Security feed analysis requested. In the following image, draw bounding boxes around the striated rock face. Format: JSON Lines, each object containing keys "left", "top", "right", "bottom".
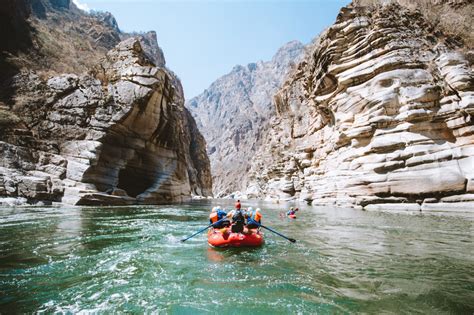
{"left": 186, "top": 41, "right": 305, "bottom": 196}
{"left": 0, "top": 3, "right": 212, "bottom": 205}
{"left": 245, "top": 2, "right": 474, "bottom": 212}
{"left": 0, "top": 38, "right": 211, "bottom": 205}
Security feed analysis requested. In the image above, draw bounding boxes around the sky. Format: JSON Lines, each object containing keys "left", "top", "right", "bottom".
{"left": 75, "top": 0, "right": 350, "bottom": 99}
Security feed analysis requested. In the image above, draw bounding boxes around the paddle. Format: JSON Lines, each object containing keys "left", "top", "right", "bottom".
{"left": 249, "top": 219, "right": 296, "bottom": 243}
{"left": 181, "top": 217, "right": 227, "bottom": 242}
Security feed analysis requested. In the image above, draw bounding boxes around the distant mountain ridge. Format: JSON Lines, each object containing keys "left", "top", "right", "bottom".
{"left": 186, "top": 40, "right": 305, "bottom": 197}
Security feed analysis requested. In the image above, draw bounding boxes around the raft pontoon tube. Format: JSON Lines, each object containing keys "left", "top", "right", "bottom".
{"left": 208, "top": 227, "right": 264, "bottom": 248}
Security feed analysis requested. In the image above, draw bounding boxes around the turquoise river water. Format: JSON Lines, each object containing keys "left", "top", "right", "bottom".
{"left": 0, "top": 201, "right": 473, "bottom": 314}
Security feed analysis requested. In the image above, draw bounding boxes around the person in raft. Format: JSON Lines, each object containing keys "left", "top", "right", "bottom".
{"left": 287, "top": 207, "right": 296, "bottom": 216}
{"left": 245, "top": 207, "right": 262, "bottom": 229}
{"left": 209, "top": 206, "right": 230, "bottom": 228}
{"left": 227, "top": 200, "right": 246, "bottom": 233}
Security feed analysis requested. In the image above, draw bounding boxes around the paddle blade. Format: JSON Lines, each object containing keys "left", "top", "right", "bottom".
{"left": 289, "top": 238, "right": 296, "bottom": 243}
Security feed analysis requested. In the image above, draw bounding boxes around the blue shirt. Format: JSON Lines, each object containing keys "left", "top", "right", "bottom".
{"left": 217, "top": 210, "right": 227, "bottom": 220}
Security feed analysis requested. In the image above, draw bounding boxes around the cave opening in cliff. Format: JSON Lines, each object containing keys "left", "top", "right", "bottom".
{"left": 117, "top": 161, "right": 155, "bottom": 198}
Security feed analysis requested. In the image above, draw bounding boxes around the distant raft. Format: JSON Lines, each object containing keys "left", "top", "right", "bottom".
{"left": 288, "top": 214, "right": 297, "bottom": 219}
{"left": 207, "top": 227, "right": 264, "bottom": 248}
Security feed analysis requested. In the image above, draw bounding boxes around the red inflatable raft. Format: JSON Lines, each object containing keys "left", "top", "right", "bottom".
{"left": 288, "top": 214, "right": 297, "bottom": 219}
{"left": 208, "top": 227, "right": 264, "bottom": 248}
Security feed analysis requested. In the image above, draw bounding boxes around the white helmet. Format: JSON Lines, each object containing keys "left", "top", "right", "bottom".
{"left": 211, "top": 206, "right": 217, "bottom": 213}
{"left": 247, "top": 207, "right": 253, "bottom": 212}
{"left": 256, "top": 208, "right": 261, "bottom": 212}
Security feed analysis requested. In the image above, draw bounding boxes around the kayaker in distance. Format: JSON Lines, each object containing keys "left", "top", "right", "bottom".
{"left": 287, "top": 207, "right": 296, "bottom": 216}
{"left": 209, "top": 206, "right": 230, "bottom": 228}
{"left": 286, "top": 207, "right": 298, "bottom": 219}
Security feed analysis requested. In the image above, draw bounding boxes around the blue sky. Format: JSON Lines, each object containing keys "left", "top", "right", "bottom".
{"left": 76, "top": 0, "right": 350, "bottom": 99}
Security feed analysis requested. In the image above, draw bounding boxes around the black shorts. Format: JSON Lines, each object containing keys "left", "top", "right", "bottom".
{"left": 231, "top": 223, "right": 244, "bottom": 233}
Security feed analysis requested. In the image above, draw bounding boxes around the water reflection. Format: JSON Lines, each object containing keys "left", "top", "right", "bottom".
{"left": 50, "top": 207, "right": 84, "bottom": 256}
{"left": 206, "top": 248, "right": 225, "bottom": 263}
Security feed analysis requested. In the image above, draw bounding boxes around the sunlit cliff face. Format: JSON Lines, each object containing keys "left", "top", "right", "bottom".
{"left": 246, "top": 4, "right": 474, "bottom": 209}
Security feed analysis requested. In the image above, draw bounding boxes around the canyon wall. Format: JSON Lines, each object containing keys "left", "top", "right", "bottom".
{"left": 245, "top": 2, "right": 474, "bottom": 212}
{"left": 186, "top": 41, "right": 305, "bottom": 197}
{"left": 0, "top": 0, "right": 212, "bottom": 205}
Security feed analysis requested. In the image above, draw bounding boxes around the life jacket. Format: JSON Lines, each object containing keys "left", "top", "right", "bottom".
{"left": 209, "top": 212, "right": 218, "bottom": 223}
{"left": 287, "top": 210, "right": 295, "bottom": 216}
{"left": 248, "top": 210, "right": 262, "bottom": 223}
{"left": 235, "top": 201, "right": 241, "bottom": 209}
{"left": 232, "top": 209, "right": 245, "bottom": 225}
{"left": 210, "top": 210, "right": 227, "bottom": 223}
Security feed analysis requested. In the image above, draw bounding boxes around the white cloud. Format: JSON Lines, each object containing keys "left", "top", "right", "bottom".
{"left": 72, "top": 0, "right": 90, "bottom": 12}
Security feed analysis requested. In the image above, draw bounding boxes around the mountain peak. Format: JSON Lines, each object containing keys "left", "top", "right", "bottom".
{"left": 272, "top": 40, "right": 305, "bottom": 64}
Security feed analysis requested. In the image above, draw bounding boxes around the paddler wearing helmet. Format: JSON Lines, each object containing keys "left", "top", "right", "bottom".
{"left": 227, "top": 200, "right": 245, "bottom": 233}
{"left": 209, "top": 206, "right": 230, "bottom": 228}
{"left": 246, "top": 207, "right": 262, "bottom": 229}
{"left": 287, "top": 207, "right": 296, "bottom": 216}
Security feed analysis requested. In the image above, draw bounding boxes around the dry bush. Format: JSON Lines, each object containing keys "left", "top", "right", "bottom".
{"left": 353, "top": 0, "right": 474, "bottom": 48}
{"left": 0, "top": 108, "right": 21, "bottom": 127}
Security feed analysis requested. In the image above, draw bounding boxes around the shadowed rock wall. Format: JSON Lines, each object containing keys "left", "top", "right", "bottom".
{"left": 0, "top": 3, "right": 212, "bottom": 205}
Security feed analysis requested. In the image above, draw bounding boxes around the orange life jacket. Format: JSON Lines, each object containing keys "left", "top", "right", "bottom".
{"left": 210, "top": 212, "right": 218, "bottom": 223}
{"left": 249, "top": 210, "right": 262, "bottom": 223}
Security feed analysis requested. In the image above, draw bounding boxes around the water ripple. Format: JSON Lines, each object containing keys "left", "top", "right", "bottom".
{"left": 0, "top": 202, "right": 473, "bottom": 313}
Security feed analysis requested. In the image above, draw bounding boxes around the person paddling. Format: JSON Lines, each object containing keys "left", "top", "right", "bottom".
{"left": 246, "top": 207, "right": 262, "bottom": 230}
{"left": 227, "top": 200, "right": 245, "bottom": 233}
{"left": 287, "top": 207, "right": 296, "bottom": 216}
{"left": 209, "top": 206, "right": 230, "bottom": 228}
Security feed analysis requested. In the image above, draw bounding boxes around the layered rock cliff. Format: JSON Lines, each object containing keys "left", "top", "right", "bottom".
{"left": 186, "top": 41, "right": 305, "bottom": 196}
{"left": 0, "top": 0, "right": 212, "bottom": 205}
{"left": 245, "top": 2, "right": 474, "bottom": 212}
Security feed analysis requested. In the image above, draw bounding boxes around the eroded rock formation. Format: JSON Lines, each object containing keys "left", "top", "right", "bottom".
{"left": 245, "top": 2, "right": 474, "bottom": 212}
{"left": 187, "top": 41, "right": 305, "bottom": 197}
{"left": 0, "top": 1, "right": 211, "bottom": 205}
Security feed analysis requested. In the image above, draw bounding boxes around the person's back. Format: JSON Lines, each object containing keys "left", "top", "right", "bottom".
{"left": 231, "top": 208, "right": 245, "bottom": 233}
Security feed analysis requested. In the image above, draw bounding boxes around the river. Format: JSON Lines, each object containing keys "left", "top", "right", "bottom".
{"left": 0, "top": 201, "right": 473, "bottom": 313}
